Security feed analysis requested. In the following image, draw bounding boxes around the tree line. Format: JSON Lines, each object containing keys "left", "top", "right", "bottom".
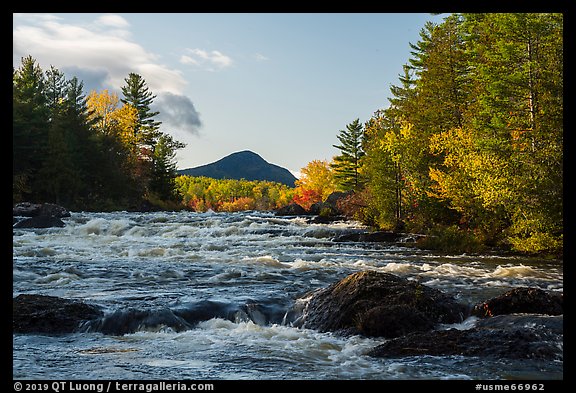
{"left": 13, "top": 56, "right": 184, "bottom": 210}
{"left": 296, "top": 13, "right": 562, "bottom": 255}
{"left": 13, "top": 13, "right": 563, "bottom": 255}
{"left": 175, "top": 176, "right": 294, "bottom": 212}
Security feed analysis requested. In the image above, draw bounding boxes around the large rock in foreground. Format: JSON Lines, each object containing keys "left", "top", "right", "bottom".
{"left": 294, "top": 271, "right": 467, "bottom": 338}
{"left": 13, "top": 294, "right": 103, "bottom": 334}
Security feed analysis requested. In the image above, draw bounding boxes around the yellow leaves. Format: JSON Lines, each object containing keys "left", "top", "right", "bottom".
{"left": 295, "top": 159, "right": 336, "bottom": 201}
{"left": 86, "top": 89, "right": 140, "bottom": 156}
{"left": 427, "top": 127, "right": 514, "bottom": 212}
{"left": 379, "top": 121, "right": 416, "bottom": 164}
{"left": 87, "top": 89, "right": 138, "bottom": 140}
{"left": 113, "top": 104, "right": 139, "bottom": 145}
{"left": 86, "top": 89, "right": 119, "bottom": 132}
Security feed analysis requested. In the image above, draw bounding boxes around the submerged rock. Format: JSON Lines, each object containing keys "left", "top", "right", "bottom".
{"left": 368, "top": 314, "right": 563, "bottom": 360}
{"left": 13, "top": 294, "right": 103, "bottom": 334}
{"left": 85, "top": 308, "right": 192, "bottom": 335}
{"left": 293, "top": 271, "right": 467, "bottom": 338}
{"left": 471, "top": 287, "right": 563, "bottom": 318}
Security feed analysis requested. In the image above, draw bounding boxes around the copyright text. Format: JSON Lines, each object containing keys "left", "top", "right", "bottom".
{"left": 13, "top": 382, "right": 215, "bottom": 393}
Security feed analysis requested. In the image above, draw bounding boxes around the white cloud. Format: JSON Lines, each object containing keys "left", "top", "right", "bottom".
{"left": 254, "top": 53, "right": 269, "bottom": 61}
{"left": 13, "top": 13, "right": 185, "bottom": 94}
{"left": 179, "top": 54, "right": 199, "bottom": 66}
{"left": 13, "top": 13, "right": 202, "bottom": 139}
{"left": 95, "top": 14, "right": 130, "bottom": 29}
{"left": 180, "top": 48, "right": 233, "bottom": 71}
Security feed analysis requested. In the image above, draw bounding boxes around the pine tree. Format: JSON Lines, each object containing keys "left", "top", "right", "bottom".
{"left": 331, "top": 119, "right": 365, "bottom": 191}
{"left": 120, "top": 73, "right": 162, "bottom": 152}
{"left": 13, "top": 56, "right": 49, "bottom": 202}
{"left": 120, "top": 73, "right": 185, "bottom": 201}
{"left": 37, "top": 73, "right": 94, "bottom": 206}
{"left": 149, "top": 134, "right": 185, "bottom": 201}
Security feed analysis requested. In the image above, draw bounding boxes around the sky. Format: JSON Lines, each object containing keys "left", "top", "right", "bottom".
{"left": 13, "top": 12, "right": 447, "bottom": 177}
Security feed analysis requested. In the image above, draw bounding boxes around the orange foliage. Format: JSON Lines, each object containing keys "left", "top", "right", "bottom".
{"left": 292, "top": 187, "right": 322, "bottom": 211}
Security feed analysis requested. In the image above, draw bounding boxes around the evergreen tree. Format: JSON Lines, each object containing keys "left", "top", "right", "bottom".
{"left": 13, "top": 56, "right": 49, "bottom": 202}
{"left": 331, "top": 118, "right": 365, "bottom": 191}
{"left": 358, "top": 13, "right": 562, "bottom": 254}
{"left": 120, "top": 73, "right": 185, "bottom": 201}
{"left": 120, "top": 72, "right": 162, "bottom": 151}
{"left": 44, "top": 66, "right": 67, "bottom": 114}
{"left": 148, "top": 134, "right": 185, "bottom": 201}
{"left": 37, "top": 73, "right": 94, "bottom": 207}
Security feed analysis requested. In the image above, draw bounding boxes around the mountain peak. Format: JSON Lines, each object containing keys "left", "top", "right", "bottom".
{"left": 178, "top": 151, "right": 297, "bottom": 187}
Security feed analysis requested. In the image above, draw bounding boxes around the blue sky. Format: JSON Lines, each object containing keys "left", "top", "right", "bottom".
{"left": 13, "top": 13, "right": 446, "bottom": 176}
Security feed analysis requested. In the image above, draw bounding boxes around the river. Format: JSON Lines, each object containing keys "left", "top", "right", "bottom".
{"left": 12, "top": 210, "right": 563, "bottom": 380}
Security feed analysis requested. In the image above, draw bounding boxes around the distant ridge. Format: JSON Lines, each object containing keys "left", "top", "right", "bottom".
{"left": 177, "top": 150, "right": 297, "bottom": 187}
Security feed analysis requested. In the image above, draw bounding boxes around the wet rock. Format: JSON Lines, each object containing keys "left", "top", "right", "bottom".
{"left": 368, "top": 314, "right": 563, "bottom": 360}
{"left": 294, "top": 271, "right": 467, "bottom": 338}
{"left": 85, "top": 308, "right": 192, "bottom": 335}
{"left": 13, "top": 202, "right": 70, "bottom": 228}
{"left": 333, "top": 231, "right": 404, "bottom": 243}
{"left": 13, "top": 215, "right": 66, "bottom": 228}
{"left": 275, "top": 203, "right": 308, "bottom": 216}
{"left": 13, "top": 202, "right": 70, "bottom": 218}
{"left": 13, "top": 294, "right": 103, "bottom": 334}
{"left": 307, "top": 215, "right": 348, "bottom": 224}
{"left": 471, "top": 287, "right": 563, "bottom": 318}
{"left": 333, "top": 230, "right": 427, "bottom": 243}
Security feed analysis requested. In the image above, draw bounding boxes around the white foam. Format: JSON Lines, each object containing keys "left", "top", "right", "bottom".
{"left": 491, "top": 264, "right": 551, "bottom": 279}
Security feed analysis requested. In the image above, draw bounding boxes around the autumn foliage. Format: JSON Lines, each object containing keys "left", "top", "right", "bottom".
{"left": 292, "top": 160, "right": 336, "bottom": 210}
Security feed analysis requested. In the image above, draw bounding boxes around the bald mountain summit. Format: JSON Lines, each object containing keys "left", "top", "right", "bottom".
{"left": 178, "top": 151, "right": 298, "bottom": 187}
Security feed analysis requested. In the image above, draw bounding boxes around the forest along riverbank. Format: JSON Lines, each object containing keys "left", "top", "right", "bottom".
{"left": 13, "top": 210, "right": 563, "bottom": 379}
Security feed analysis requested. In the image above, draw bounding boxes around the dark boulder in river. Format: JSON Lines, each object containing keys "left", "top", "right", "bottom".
{"left": 13, "top": 202, "right": 70, "bottom": 228}
{"left": 333, "top": 230, "right": 427, "bottom": 243}
{"left": 293, "top": 271, "right": 467, "bottom": 338}
{"left": 13, "top": 294, "right": 103, "bottom": 334}
{"left": 13, "top": 202, "right": 70, "bottom": 218}
{"left": 368, "top": 314, "right": 563, "bottom": 360}
{"left": 275, "top": 203, "right": 308, "bottom": 216}
{"left": 471, "top": 287, "right": 563, "bottom": 318}
{"left": 13, "top": 215, "right": 66, "bottom": 228}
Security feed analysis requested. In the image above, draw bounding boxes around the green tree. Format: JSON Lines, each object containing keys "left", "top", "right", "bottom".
{"left": 362, "top": 114, "right": 402, "bottom": 229}
{"left": 120, "top": 73, "right": 185, "bottom": 203}
{"left": 458, "top": 13, "right": 563, "bottom": 252}
{"left": 148, "top": 134, "right": 186, "bottom": 201}
{"left": 13, "top": 56, "right": 49, "bottom": 202}
{"left": 350, "top": 13, "right": 562, "bottom": 254}
{"left": 121, "top": 72, "right": 162, "bottom": 151}
{"left": 331, "top": 118, "right": 365, "bottom": 191}
{"left": 37, "top": 73, "right": 87, "bottom": 205}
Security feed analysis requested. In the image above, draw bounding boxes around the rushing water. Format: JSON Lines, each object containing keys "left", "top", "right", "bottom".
{"left": 13, "top": 211, "right": 563, "bottom": 380}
